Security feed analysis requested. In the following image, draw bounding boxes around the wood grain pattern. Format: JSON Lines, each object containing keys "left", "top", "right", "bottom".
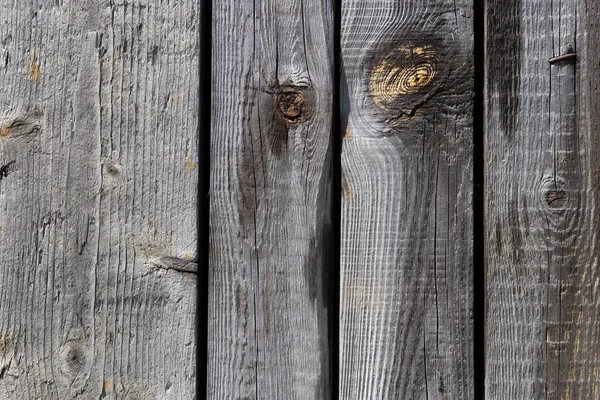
{"left": 208, "top": 0, "right": 334, "bottom": 398}
{"left": 339, "top": 0, "right": 474, "bottom": 398}
{"left": 485, "top": 0, "right": 600, "bottom": 398}
{"left": 0, "top": 1, "right": 198, "bottom": 398}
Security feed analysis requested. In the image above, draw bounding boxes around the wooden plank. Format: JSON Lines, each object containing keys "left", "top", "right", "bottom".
{"left": 208, "top": 0, "right": 334, "bottom": 398}
{"left": 339, "top": 1, "right": 474, "bottom": 398}
{"left": 0, "top": 0, "right": 198, "bottom": 398}
{"left": 485, "top": 0, "right": 600, "bottom": 398}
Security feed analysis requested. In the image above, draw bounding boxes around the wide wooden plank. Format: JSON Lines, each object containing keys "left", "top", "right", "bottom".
{"left": 0, "top": 1, "right": 198, "bottom": 398}
{"left": 208, "top": 0, "right": 334, "bottom": 398}
{"left": 339, "top": 1, "right": 474, "bottom": 398}
{"left": 485, "top": 0, "right": 600, "bottom": 398}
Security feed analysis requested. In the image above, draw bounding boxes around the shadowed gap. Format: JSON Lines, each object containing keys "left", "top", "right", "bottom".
{"left": 197, "top": 0, "right": 212, "bottom": 396}
{"left": 473, "top": 0, "right": 486, "bottom": 398}
{"left": 330, "top": 0, "right": 342, "bottom": 397}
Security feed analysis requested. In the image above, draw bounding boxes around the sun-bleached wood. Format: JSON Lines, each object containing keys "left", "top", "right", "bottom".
{"left": 485, "top": 0, "right": 600, "bottom": 398}
{"left": 339, "top": 0, "right": 474, "bottom": 398}
{"left": 0, "top": 1, "right": 198, "bottom": 398}
{"left": 208, "top": 0, "right": 334, "bottom": 398}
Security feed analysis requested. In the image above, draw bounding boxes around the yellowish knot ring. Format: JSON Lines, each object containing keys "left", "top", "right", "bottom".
{"left": 369, "top": 46, "right": 438, "bottom": 110}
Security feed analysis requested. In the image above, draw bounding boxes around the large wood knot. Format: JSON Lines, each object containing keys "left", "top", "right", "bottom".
{"left": 361, "top": 29, "right": 464, "bottom": 130}
{"left": 369, "top": 45, "right": 439, "bottom": 110}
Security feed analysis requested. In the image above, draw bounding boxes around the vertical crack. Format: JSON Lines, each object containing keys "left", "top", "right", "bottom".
{"left": 331, "top": 0, "right": 342, "bottom": 397}
{"left": 473, "top": 0, "right": 486, "bottom": 397}
{"left": 197, "top": 0, "right": 212, "bottom": 395}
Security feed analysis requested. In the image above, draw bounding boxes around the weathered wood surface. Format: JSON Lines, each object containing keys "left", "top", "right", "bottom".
{"left": 208, "top": 0, "right": 333, "bottom": 398}
{"left": 339, "top": 0, "right": 474, "bottom": 398}
{"left": 0, "top": 1, "right": 198, "bottom": 398}
{"left": 485, "top": 0, "right": 600, "bottom": 398}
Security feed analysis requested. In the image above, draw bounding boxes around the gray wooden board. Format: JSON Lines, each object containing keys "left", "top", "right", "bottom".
{"left": 0, "top": 0, "right": 198, "bottom": 398}
{"left": 485, "top": 0, "right": 600, "bottom": 398}
{"left": 339, "top": 0, "right": 474, "bottom": 398}
{"left": 208, "top": 0, "right": 334, "bottom": 398}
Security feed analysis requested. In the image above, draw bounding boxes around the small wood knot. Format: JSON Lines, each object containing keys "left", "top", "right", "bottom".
{"left": 60, "top": 342, "right": 88, "bottom": 377}
{"left": 66, "top": 347, "right": 86, "bottom": 373}
{"left": 540, "top": 179, "right": 570, "bottom": 214}
{"left": 545, "top": 190, "right": 566, "bottom": 206}
{"left": 544, "top": 189, "right": 568, "bottom": 213}
{"left": 104, "top": 161, "right": 121, "bottom": 175}
{"left": 278, "top": 91, "right": 304, "bottom": 122}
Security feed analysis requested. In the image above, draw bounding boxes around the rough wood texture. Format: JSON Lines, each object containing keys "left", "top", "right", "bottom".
{"left": 485, "top": 0, "right": 600, "bottom": 398}
{"left": 208, "top": 0, "right": 333, "bottom": 398}
{"left": 0, "top": 1, "right": 198, "bottom": 398}
{"left": 339, "top": 1, "right": 474, "bottom": 398}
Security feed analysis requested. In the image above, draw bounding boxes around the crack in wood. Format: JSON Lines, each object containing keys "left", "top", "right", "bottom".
{"left": 148, "top": 256, "right": 198, "bottom": 275}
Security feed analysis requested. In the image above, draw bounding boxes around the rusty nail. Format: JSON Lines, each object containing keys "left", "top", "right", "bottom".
{"left": 549, "top": 52, "right": 577, "bottom": 64}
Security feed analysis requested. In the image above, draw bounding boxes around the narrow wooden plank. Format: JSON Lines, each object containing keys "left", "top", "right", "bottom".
{"left": 0, "top": 1, "right": 199, "bottom": 398}
{"left": 485, "top": 0, "right": 600, "bottom": 398}
{"left": 208, "top": 0, "right": 334, "bottom": 398}
{"left": 339, "top": 1, "right": 474, "bottom": 398}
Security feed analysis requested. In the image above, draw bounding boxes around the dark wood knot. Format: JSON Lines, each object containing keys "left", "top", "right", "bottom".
{"left": 0, "top": 160, "right": 15, "bottom": 182}
{"left": 104, "top": 161, "right": 122, "bottom": 175}
{"left": 277, "top": 91, "right": 304, "bottom": 122}
{"left": 542, "top": 181, "right": 569, "bottom": 214}
{"left": 545, "top": 189, "right": 565, "bottom": 204}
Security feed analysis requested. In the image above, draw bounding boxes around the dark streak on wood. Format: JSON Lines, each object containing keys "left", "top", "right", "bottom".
{"left": 303, "top": 238, "right": 318, "bottom": 303}
{"left": 508, "top": 201, "right": 523, "bottom": 264}
{"left": 586, "top": 0, "right": 600, "bottom": 195}
{"left": 261, "top": 88, "right": 292, "bottom": 157}
{"left": 487, "top": 0, "right": 522, "bottom": 136}
{"left": 0, "top": 365, "right": 8, "bottom": 380}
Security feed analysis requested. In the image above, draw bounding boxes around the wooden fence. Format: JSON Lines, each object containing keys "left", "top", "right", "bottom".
{"left": 0, "top": 0, "right": 599, "bottom": 398}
